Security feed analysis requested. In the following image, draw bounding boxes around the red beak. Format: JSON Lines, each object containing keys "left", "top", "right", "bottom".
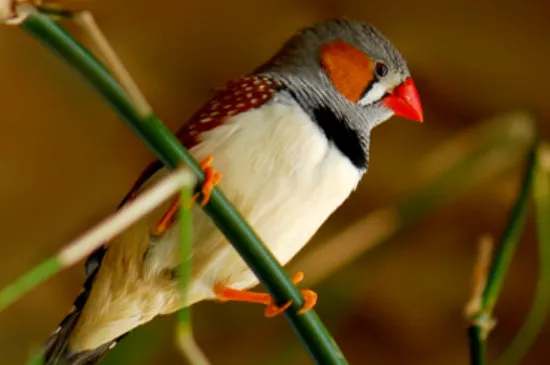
{"left": 382, "top": 77, "right": 423, "bottom": 123}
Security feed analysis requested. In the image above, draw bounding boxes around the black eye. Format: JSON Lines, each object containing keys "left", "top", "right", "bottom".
{"left": 375, "top": 62, "right": 388, "bottom": 78}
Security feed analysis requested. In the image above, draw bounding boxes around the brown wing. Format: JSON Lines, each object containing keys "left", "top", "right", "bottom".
{"left": 175, "top": 75, "right": 280, "bottom": 147}
{"left": 117, "top": 75, "right": 280, "bottom": 207}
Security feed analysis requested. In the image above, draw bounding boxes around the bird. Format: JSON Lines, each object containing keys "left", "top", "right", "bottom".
{"left": 43, "top": 18, "right": 423, "bottom": 365}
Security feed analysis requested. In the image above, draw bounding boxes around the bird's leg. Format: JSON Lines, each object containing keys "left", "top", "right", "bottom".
{"left": 151, "top": 155, "right": 222, "bottom": 237}
{"left": 151, "top": 196, "right": 181, "bottom": 237}
{"left": 193, "top": 155, "right": 223, "bottom": 206}
{"left": 214, "top": 272, "right": 318, "bottom": 317}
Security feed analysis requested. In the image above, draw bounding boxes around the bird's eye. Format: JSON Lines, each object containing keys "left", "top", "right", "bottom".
{"left": 375, "top": 62, "right": 388, "bottom": 78}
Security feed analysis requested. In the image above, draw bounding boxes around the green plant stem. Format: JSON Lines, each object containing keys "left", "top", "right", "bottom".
{"left": 497, "top": 145, "right": 550, "bottom": 365}
{"left": 0, "top": 257, "right": 60, "bottom": 313}
{"left": 19, "top": 12, "right": 347, "bottom": 364}
{"left": 468, "top": 326, "right": 487, "bottom": 365}
{"left": 178, "top": 184, "right": 193, "bottom": 330}
{"left": 176, "top": 182, "right": 210, "bottom": 365}
{"left": 468, "top": 146, "right": 537, "bottom": 365}
{"left": 481, "top": 148, "right": 536, "bottom": 314}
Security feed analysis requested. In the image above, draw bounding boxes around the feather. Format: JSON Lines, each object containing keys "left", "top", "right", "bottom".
{"left": 43, "top": 272, "right": 101, "bottom": 364}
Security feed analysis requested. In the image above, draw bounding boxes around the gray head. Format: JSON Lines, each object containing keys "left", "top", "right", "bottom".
{"left": 257, "top": 19, "right": 423, "bottom": 169}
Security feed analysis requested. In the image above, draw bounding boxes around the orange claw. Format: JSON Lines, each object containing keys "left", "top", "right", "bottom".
{"left": 214, "top": 272, "right": 317, "bottom": 318}
{"left": 264, "top": 299, "right": 293, "bottom": 317}
{"left": 151, "top": 197, "right": 180, "bottom": 237}
{"left": 297, "top": 289, "right": 318, "bottom": 315}
{"left": 193, "top": 155, "right": 222, "bottom": 206}
{"left": 151, "top": 156, "right": 221, "bottom": 236}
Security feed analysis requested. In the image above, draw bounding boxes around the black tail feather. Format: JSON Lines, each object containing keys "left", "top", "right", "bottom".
{"left": 43, "top": 308, "right": 80, "bottom": 365}
{"left": 63, "top": 343, "right": 114, "bottom": 365}
{"left": 43, "top": 265, "right": 119, "bottom": 365}
{"left": 43, "top": 304, "right": 117, "bottom": 365}
{"left": 43, "top": 163, "right": 157, "bottom": 364}
{"left": 44, "top": 326, "right": 114, "bottom": 365}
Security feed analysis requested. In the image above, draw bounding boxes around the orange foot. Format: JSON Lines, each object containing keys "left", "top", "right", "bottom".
{"left": 214, "top": 272, "right": 318, "bottom": 318}
{"left": 151, "top": 155, "right": 222, "bottom": 236}
{"left": 193, "top": 155, "right": 222, "bottom": 206}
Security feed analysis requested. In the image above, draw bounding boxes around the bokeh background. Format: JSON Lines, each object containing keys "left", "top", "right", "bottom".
{"left": 1, "top": 0, "right": 549, "bottom": 364}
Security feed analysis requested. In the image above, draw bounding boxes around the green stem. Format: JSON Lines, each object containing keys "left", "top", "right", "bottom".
{"left": 497, "top": 145, "right": 550, "bottom": 365}
{"left": 468, "top": 146, "right": 537, "bottom": 364}
{"left": 468, "top": 326, "right": 487, "bottom": 365}
{"left": 481, "top": 148, "right": 536, "bottom": 314}
{"left": 178, "top": 184, "right": 193, "bottom": 329}
{"left": 175, "top": 182, "right": 210, "bottom": 365}
{"left": 19, "top": 12, "right": 347, "bottom": 364}
{"left": 0, "top": 257, "right": 61, "bottom": 313}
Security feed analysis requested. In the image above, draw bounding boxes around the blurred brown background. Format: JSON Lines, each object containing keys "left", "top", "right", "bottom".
{"left": 0, "top": 0, "right": 549, "bottom": 364}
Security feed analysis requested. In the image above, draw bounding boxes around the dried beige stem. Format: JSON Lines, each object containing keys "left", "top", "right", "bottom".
{"left": 294, "top": 208, "right": 400, "bottom": 286}
{"left": 465, "top": 235, "right": 494, "bottom": 319}
{"left": 3, "top": 1, "right": 36, "bottom": 25}
{"left": 416, "top": 111, "right": 535, "bottom": 183}
{"left": 538, "top": 143, "right": 550, "bottom": 171}
{"left": 176, "top": 325, "right": 211, "bottom": 365}
{"left": 75, "top": 11, "right": 152, "bottom": 117}
{"left": 58, "top": 168, "right": 195, "bottom": 266}
{"left": 0, "top": 0, "right": 13, "bottom": 21}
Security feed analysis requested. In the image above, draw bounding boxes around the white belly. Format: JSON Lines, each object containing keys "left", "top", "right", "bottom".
{"left": 148, "top": 98, "right": 362, "bottom": 305}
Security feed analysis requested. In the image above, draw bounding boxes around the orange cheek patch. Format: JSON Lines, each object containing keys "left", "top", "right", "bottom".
{"left": 320, "top": 41, "right": 374, "bottom": 103}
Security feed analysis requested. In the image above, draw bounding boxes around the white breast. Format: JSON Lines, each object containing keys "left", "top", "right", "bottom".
{"left": 149, "top": 97, "right": 362, "bottom": 305}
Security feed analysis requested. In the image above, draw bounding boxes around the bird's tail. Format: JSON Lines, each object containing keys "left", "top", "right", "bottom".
{"left": 43, "top": 306, "right": 79, "bottom": 364}
{"left": 43, "top": 309, "right": 113, "bottom": 365}
{"left": 42, "top": 273, "right": 119, "bottom": 365}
